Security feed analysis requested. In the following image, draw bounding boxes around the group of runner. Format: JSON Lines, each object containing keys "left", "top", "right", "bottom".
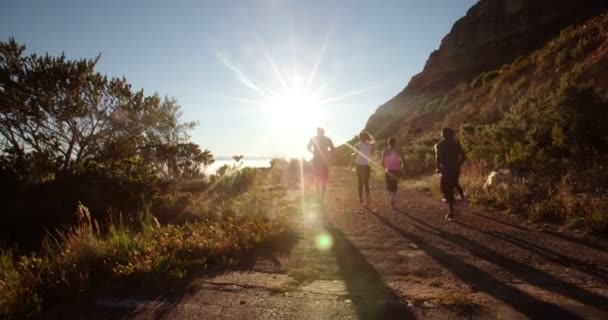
{"left": 307, "top": 127, "right": 466, "bottom": 220}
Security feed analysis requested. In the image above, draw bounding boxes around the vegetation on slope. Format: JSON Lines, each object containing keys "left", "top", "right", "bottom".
{"left": 399, "top": 14, "right": 608, "bottom": 232}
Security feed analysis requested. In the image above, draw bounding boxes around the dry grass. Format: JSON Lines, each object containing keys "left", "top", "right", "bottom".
{"left": 402, "top": 175, "right": 441, "bottom": 197}
{"left": 288, "top": 267, "right": 320, "bottom": 284}
{"left": 435, "top": 290, "right": 481, "bottom": 317}
{"left": 0, "top": 168, "right": 294, "bottom": 319}
{"left": 402, "top": 162, "right": 608, "bottom": 233}
{"left": 267, "top": 282, "right": 299, "bottom": 295}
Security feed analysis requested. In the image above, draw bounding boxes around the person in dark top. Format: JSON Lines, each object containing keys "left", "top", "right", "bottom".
{"left": 307, "top": 127, "right": 335, "bottom": 205}
{"left": 435, "top": 127, "right": 466, "bottom": 220}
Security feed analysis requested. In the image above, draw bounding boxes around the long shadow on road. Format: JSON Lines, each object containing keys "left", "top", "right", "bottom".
{"left": 463, "top": 208, "right": 608, "bottom": 252}
{"left": 367, "top": 209, "right": 581, "bottom": 319}
{"left": 327, "top": 226, "right": 415, "bottom": 320}
{"left": 454, "top": 220, "right": 608, "bottom": 284}
{"left": 400, "top": 211, "right": 608, "bottom": 312}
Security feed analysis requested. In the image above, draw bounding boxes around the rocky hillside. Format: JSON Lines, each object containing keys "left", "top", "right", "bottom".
{"left": 365, "top": 0, "right": 608, "bottom": 140}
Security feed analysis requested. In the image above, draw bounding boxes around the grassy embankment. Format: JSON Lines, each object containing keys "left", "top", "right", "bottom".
{"left": 0, "top": 162, "right": 300, "bottom": 319}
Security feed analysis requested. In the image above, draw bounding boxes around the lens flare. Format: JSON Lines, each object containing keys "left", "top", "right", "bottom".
{"left": 315, "top": 233, "right": 333, "bottom": 251}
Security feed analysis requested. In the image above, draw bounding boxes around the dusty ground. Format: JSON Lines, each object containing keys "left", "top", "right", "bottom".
{"left": 47, "top": 168, "right": 608, "bottom": 319}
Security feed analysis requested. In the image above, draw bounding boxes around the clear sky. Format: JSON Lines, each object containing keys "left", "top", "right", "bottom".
{"left": 1, "top": 0, "right": 476, "bottom": 158}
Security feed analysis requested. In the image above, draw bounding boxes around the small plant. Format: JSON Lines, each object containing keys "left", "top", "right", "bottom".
{"left": 436, "top": 290, "right": 480, "bottom": 317}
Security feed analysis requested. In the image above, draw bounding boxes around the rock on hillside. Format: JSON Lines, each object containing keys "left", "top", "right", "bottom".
{"left": 365, "top": 0, "right": 608, "bottom": 139}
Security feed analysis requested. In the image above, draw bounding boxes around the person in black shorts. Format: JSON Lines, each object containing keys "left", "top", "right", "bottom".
{"left": 435, "top": 128, "right": 466, "bottom": 220}
{"left": 382, "top": 137, "right": 404, "bottom": 209}
{"left": 307, "top": 127, "right": 335, "bottom": 205}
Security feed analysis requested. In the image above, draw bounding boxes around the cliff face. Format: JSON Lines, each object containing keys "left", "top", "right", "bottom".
{"left": 365, "top": 0, "right": 608, "bottom": 138}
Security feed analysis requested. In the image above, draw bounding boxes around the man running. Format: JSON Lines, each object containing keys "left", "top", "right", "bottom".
{"left": 307, "top": 127, "right": 335, "bottom": 205}
{"left": 435, "top": 127, "right": 466, "bottom": 220}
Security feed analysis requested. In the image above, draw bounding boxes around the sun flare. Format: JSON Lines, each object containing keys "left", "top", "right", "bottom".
{"left": 263, "top": 85, "right": 325, "bottom": 133}
{"left": 214, "top": 37, "right": 381, "bottom": 158}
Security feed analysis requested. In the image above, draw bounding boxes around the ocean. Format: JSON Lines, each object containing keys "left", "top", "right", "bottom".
{"left": 204, "top": 158, "right": 272, "bottom": 174}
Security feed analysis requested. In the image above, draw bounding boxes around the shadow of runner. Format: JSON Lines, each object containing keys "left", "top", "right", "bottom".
{"left": 327, "top": 226, "right": 415, "bottom": 320}
{"left": 366, "top": 210, "right": 581, "bottom": 319}
{"left": 462, "top": 208, "right": 608, "bottom": 252}
{"left": 462, "top": 209, "right": 531, "bottom": 231}
{"left": 542, "top": 229, "right": 608, "bottom": 252}
{"left": 454, "top": 221, "right": 608, "bottom": 283}
{"left": 401, "top": 212, "right": 608, "bottom": 312}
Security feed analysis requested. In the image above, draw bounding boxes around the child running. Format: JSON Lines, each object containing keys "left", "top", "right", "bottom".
{"left": 382, "top": 137, "right": 404, "bottom": 209}
{"left": 353, "top": 131, "right": 375, "bottom": 206}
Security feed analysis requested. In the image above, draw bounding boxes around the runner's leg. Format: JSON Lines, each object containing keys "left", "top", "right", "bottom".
{"left": 320, "top": 165, "right": 329, "bottom": 205}
{"left": 392, "top": 170, "right": 399, "bottom": 208}
{"left": 455, "top": 171, "right": 466, "bottom": 202}
{"left": 363, "top": 165, "right": 371, "bottom": 205}
{"left": 441, "top": 173, "right": 456, "bottom": 219}
{"left": 356, "top": 165, "right": 364, "bottom": 203}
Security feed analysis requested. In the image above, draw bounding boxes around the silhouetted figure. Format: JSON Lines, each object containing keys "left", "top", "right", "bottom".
{"left": 443, "top": 180, "right": 467, "bottom": 203}
{"left": 353, "top": 131, "right": 375, "bottom": 206}
{"left": 307, "top": 127, "right": 335, "bottom": 205}
{"left": 382, "top": 137, "right": 404, "bottom": 210}
{"left": 435, "top": 128, "right": 466, "bottom": 220}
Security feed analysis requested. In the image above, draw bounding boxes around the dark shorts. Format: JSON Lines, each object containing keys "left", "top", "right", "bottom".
{"left": 313, "top": 162, "right": 329, "bottom": 183}
{"left": 385, "top": 170, "right": 401, "bottom": 193}
{"left": 440, "top": 170, "right": 459, "bottom": 203}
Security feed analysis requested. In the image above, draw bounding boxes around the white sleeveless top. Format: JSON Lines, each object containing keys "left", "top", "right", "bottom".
{"left": 355, "top": 142, "right": 374, "bottom": 165}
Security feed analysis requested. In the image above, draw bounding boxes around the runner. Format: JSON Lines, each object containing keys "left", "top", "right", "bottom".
{"left": 382, "top": 137, "right": 404, "bottom": 210}
{"left": 307, "top": 127, "right": 335, "bottom": 205}
{"left": 435, "top": 128, "right": 466, "bottom": 220}
{"left": 442, "top": 176, "right": 467, "bottom": 204}
{"left": 353, "top": 131, "right": 375, "bottom": 206}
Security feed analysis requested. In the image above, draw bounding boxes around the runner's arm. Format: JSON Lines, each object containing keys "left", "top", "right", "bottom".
{"left": 381, "top": 150, "right": 387, "bottom": 169}
{"left": 435, "top": 145, "right": 442, "bottom": 173}
{"left": 307, "top": 138, "right": 314, "bottom": 153}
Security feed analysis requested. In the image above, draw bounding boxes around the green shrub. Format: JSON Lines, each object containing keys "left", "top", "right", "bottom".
{"left": 461, "top": 84, "right": 608, "bottom": 173}
{"left": 0, "top": 184, "right": 290, "bottom": 319}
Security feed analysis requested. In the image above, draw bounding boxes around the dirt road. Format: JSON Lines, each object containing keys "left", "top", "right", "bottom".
{"left": 56, "top": 168, "right": 608, "bottom": 319}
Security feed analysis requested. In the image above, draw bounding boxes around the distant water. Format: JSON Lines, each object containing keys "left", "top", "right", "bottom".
{"left": 204, "top": 158, "right": 272, "bottom": 174}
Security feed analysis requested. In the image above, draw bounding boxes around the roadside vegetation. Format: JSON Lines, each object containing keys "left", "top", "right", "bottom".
{"left": 0, "top": 39, "right": 302, "bottom": 319}
{"left": 398, "top": 14, "right": 608, "bottom": 233}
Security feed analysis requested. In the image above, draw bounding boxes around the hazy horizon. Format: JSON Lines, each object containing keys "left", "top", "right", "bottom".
{"left": 1, "top": 0, "right": 476, "bottom": 157}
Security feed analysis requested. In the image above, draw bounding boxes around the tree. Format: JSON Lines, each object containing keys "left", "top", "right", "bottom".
{"left": 144, "top": 142, "right": 214, "bottom": 180}
{"left": 0, "top": 38, "right": 204, "bottom": 182}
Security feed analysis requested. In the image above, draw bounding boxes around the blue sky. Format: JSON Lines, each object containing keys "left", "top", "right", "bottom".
{"left": 1, "top": 0, "right": 476, "bottom": 157}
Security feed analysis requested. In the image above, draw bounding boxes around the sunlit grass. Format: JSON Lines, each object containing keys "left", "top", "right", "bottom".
{"left": 0, "top": 167, "right": 295, "bottom": 319}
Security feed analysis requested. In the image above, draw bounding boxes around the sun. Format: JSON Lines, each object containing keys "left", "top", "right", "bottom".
{"left": 214, "top": 41, "right": 380, "bottom": 158}
{"left": 262, "top": 78, "right": 326, "bottom": 148}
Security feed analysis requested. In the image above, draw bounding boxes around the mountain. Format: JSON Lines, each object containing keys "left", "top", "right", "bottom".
{"left": 364, "top": 0, "right": 608, "bottom": 140}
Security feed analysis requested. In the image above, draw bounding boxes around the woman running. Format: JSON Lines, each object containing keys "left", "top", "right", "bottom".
{"left": 382, "top": 137, "right": 404, "bottom": 209}
{"left": 353, "top": 131, "right": 375, "bottom": 206}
